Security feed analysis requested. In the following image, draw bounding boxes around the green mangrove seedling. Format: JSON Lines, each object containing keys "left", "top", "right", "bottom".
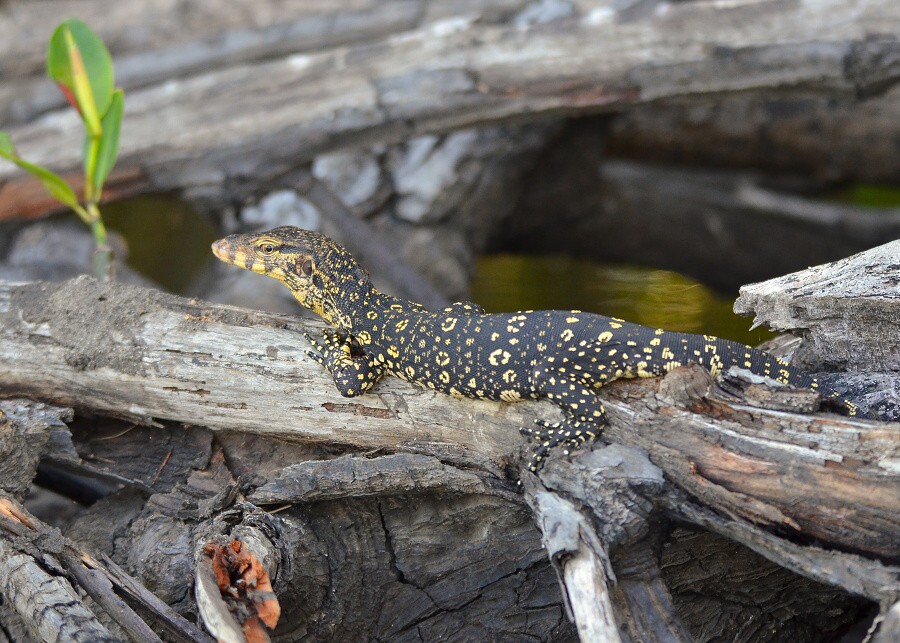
{"left": 0, "top": 19, "right": 124, "bottom": 279}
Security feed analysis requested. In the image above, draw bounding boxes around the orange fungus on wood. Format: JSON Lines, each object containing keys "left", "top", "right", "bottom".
{"left": 202, "top": 539, "right": 281, "bottom": 637}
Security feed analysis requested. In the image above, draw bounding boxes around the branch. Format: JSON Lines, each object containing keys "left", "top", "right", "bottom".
{"left": 0, "top": 540, "right": 117, "bottom": 641}
{"left": 0, "top": 275, "right": 896, "bottom": 561}
{"left": 0, "top": 494, "right": 211, "bottom": 643}
{"left": 524, "top": 445, "right": 694, "bottom": 642}
{"left": 736, "top": 239, "right": 900, "bottom": 371}
{"left": 249, "top": 453, "right": 520, "bottom": 505}
{"left": 2, "top": 1, "right": 898, "bottom": 215}
{"left": 524, "top": 481, "right": 621, "bottom": 643}
{"left": 660, "top": 491, "right": 900, "bottom": 606}
{"left": 0, "top": 276, "right": 537, "bottom": 475}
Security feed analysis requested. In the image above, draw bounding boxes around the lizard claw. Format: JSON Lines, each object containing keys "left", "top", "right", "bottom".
{"left": 321, "top": 328, "right": 345, "bottom": 347}
{"left": 519, "top": 422, "right": 551, "bottom": 441}
{"left": 304, "top": 333, "right": 325, "bottom": 363}
{"left": 523, "top": 418, "right": 595, "bottom": 471}
{"left": 527, "top": 443, "right": 551, "bottom": 473}
{"left": 529, "top": 418, "right": 563, "bottom": 441}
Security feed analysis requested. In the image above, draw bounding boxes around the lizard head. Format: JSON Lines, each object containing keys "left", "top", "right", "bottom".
{"left": 212, "top": 226, "right": 367, "bottom": 328}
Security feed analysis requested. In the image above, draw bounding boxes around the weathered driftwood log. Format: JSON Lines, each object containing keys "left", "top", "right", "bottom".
{"left": 525, "top": 484, "right": 621, "bottom": 642}
{"left": 0, "top": 272, "right": 898, "bottom": 640}
{"left": 0, "top": 492, "right": 211, "bottom": 643}
{"left": 0, "top": 399, "right": 71, "bottom": 496}
{"left": 606, "top": 87, "right": 900, "bottom": 184}
{"left": 1, "top": 0, "right": 898, "bottom": 218}
{"left": 0, "top": 275, "right": 896, "bottom": 555}
{"left": 0, "top": 276, "right": 537, "bottom": 474}
{"left": 522, "top": 446, "right": 694, "bottom": 642}
{"left": 735, "top": 239, "right": 900, "bottom": 372}
{"left": 0, "top": 0, "right": 514, "bottom": 126}
{"left": 0, "top": 537, "right": 117, "bottom": 642}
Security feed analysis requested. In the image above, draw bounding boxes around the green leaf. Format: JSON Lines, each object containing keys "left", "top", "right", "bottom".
{"left": 17, "top": 159, "right": 80, "bottom": 210}
{"left": 47, "top": 20, "right": 114, "bottom": 132}
{"left": 0, "top": 131, "right": 80, "bottom": 210}
{"left": 47, "top": 24, "right": 75, "bottom": 90}
{"left": 0, "top": 131, "right": 15, "bottom": 158}
{"left": 92, "top": 89, "right": 124, "bottom": 196}
{"left": 63, "top": 26, "right": 101, "bottom": 135}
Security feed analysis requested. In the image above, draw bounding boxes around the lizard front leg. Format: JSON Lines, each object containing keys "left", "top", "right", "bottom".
{"left": 305, "top": 329, "right": 385, "bottom": 397}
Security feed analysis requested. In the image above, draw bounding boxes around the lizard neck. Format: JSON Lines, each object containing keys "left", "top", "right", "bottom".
{"left": 320, "top": 276, "right": 424, "bottom": 337}
{"left": 345, "top": 285, "right": 425, "bottom": 336}
{"left": 294, "top": 243, "right": 426, "bottom": 337}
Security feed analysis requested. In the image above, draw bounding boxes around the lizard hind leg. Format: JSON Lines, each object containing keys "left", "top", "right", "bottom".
{"left": 523, "top": 360, "right": 607, "bottom": 472}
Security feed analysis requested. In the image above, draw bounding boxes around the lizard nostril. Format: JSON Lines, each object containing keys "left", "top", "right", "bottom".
{"left": 211, "top": 239, "right": 233, "bottom": 262}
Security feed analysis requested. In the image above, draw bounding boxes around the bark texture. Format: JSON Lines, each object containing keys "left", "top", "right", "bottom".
{"left": 0, "top": 261, "right": 897, "bottom": 640}
{"left": 735, "top": 240, "right": 900, "bottom": 372}
{"left": 1, "top": 0, "right": 898, "bottom": 218}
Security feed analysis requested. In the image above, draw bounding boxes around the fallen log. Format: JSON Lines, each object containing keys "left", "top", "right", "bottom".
{"left": 0, "top": 492, "right": 211, "bottom": 643}
{"left": 0, "top": 249, "right": 898, "bottom": 639}
{"left": 735, "top": 239, "right": 900, "bottom": 372}
{"left": 503, "top": 156, "right": 900, "bottom": 292}
{"left": 2, "top": 0, "right": 898, "bottom": 218}
{"left": 606, "top": 88, "right": 900, "bottom": 184}
{"left": 0, "top": 274, "right": 896, "bottom": 554}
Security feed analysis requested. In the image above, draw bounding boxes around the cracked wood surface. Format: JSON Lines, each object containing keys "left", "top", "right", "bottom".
{"left": 0, "top": 538, "right": 116, "bottom": 643}
{"left": 735, "top": 239, "right": 900, "bottom": 372}
{"left": 0, "top": 275, "right": 540, "bottom": 476}
{"left": 0, "top": 492, "right": 212, "bottom": 643}
{"left": 1, "top": 0, "right": 898, "bottom": 217}
{"left": 0, "top": 275, "right": 898, "bottom": 561}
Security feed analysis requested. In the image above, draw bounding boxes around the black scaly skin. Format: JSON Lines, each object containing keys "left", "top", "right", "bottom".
{"left": 212, "top": 226, "right": 864, "bottom": 472}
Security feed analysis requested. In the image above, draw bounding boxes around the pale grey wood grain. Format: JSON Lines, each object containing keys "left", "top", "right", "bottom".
{"left": 2, "top": 0, "right": 897, "bottom": 196}
{"left": 735, "top": 239, "right": 900, "bottom": 371}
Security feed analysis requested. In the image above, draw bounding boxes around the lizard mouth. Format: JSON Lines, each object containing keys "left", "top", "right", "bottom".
{"left": 211, "top": 237, "right": 266, "bottom": 274}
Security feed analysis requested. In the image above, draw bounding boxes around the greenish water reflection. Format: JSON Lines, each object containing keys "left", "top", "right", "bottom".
{"left": 101, "top": 195, "right": 218, "bottom": 293}
{"left": 827, "top": 184, "right": 900, "bottom": 209}
{"left": 94, "top": 194, "right": 771, "bottom": 345}
{"left": 472, "top": 255, "right": 774, "bottom": 345}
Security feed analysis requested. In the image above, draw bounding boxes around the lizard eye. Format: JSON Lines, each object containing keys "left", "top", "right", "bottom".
{"left": 257, "top": 242, "right": 277, "bottom": 256}
{"left": 301, "top": 259, "right": 314, "bottom": 277}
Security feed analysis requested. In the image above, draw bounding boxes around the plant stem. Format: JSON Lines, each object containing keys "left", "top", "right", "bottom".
{"left": 86, "top": 202, "right": 112, "bottom": 280}
{"left": 72, "top": 203, "right": 93, "bottom": 225}
{"left": 84, "top": 134, "right": 101, "bottom": 202}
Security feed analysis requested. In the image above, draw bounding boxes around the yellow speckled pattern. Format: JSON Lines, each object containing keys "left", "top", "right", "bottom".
{"left": 213, "top": 227, "right": 864, "bottom": 472}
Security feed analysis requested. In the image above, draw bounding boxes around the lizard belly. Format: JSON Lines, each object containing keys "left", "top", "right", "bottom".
{"left": 385, "top": 313, "right": 538, "bottom": 402}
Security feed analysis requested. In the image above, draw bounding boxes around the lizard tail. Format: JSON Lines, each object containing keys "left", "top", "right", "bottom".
{"left": 714, "top": 338, "right": 871, "bottom": 419}
{"left": 816, "top": 383, "right": 873, "bottom": 419}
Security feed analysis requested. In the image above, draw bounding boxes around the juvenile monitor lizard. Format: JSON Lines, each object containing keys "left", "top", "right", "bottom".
{"left": 212, "top": 226, "right": 865, "bottom": 472}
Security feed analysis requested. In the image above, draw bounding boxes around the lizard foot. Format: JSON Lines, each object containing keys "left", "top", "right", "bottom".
{"left": 523, "top": 419, "right": 596, "bottom": 472}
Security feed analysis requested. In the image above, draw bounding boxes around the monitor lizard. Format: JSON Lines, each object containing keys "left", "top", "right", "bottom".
{"left": 212, "top": 226, "right": 865, "bottom": 472}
